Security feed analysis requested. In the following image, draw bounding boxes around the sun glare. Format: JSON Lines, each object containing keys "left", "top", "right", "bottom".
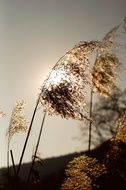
{"left": 45, "top": 68, "right": 70, "bottom": 88}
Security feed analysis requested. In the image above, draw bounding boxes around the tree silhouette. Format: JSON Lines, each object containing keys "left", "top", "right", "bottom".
{"left": 79, "top": 89, "right": 126, "bottom": 145}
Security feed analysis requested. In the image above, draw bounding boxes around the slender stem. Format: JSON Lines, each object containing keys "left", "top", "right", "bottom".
{"left": 7, "top": 140, "right": 10, "bottom": 177}
{"left": 88, "top": 90, "right": 93, "bottom": 154}
{"left": 16, "top": 96, "right": 40, "bottom": 177}
{"left": 27, "top": 112, "right": 46, "bottom": 184}
{"left": 10, "top": 150, "right": 17, "bottom": 178}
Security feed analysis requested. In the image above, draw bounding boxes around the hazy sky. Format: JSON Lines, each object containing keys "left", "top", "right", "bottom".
{"left": 0, "top": 0, "right": 126, "bottom": 168}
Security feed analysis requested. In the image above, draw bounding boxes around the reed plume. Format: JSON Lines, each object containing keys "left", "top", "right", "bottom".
{"left": 91, "top": 26, "right": 119, "bottom": 97}
{"left": 6, "top": 100, "right": 28, "bottom": 141}
{"left": 91, "top": 18, "right": 126, "bottom": 97}
{"left": 6, "top": 100, "right": 28, "bottom": 175}
{"left": 115, "top": 112, "right": 126, "bottom": 143}
{"left": 40, "top": 41, "right": 99, "bottom": 121}
{"left": 91, "top": 53, "right": 119, "bottom": 97}
{"left": 60, "top": 155, "right": 107, "bottom": 190}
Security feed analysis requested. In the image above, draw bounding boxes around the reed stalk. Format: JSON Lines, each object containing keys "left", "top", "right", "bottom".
{"left": 10, "top": 150, "right": 16, "bottom": 177}
{"left": 88, "top": 90, "right": 93, "bottom": 154}
{"left": 16, "top": 96, "right": 40, "bottom": 177}
{"left": 27, "top": 112, "right": 46, "bottom": 184}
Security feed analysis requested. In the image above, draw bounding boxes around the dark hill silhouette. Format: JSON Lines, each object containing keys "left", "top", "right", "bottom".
{"left": 0, "top": 140, "right": 126, "bottom": 190}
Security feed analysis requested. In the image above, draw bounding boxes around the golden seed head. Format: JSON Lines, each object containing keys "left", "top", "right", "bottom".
{"left": 40, "top": 41, "right": 99, "bottom": 121}
{"left": 61, "top": 155, "right": 107, "bottom": 190}
{"left": 91, "top": 53, "right": 119, "bottom": 97}
{"left": 6, "top": 100, "right": 28, "bottom": 141}
{"left": 115, "top": 112, "right": 126, "bottom": 143}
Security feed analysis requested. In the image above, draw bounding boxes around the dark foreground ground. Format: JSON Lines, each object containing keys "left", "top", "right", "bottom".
{"left": 0, "top": 141, "right": 126, "bottom": 190}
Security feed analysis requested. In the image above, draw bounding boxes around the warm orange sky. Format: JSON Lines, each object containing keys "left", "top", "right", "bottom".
{"left": 0, "top": 0, "right": 126, "bottom": 168}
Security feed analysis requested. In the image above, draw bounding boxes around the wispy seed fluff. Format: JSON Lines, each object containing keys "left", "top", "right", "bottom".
{"left": 114, "top": 111, "right": 126, "bottom": 143}
{"left": 105, "top": 112, "right": 126, "bottom": 180}
{"left": 40, "top": 41, "right": 99, "bottom": 121}
{"left": 6, "top": 100, "right": 28, "bottom": 141}
{"left": 60, "top": 155, "right": 107, "bottom": 190}
{"left": 0, "top": 107, "right": 5, "bottom": 118}
{"left": 91, "top": 18, "right": 126, "bottom": 97}
{"left": 91, "top": 52, "right": 119, "bottom": 97}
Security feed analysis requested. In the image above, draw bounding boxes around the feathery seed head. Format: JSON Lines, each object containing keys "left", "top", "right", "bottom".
{"left": 115, "top": 112, "right": 126, "bottom": 143}
{"left": 40, "top": 41, "right": 99, "bottom": 121}
{"left": 91, "top": 53, "right": 119, "bottom": 97}
{"left": 61, "top": 155, "right": 107, "bottom": 190}
{"left": 91, "top": 17, "right": 126, "bottom": 97}
{"left": 6, "top": 100, "right": 28, "bottom": 141}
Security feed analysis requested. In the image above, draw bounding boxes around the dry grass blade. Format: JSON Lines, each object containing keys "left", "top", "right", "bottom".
{"left": 40, "top": 41, "right": 99, "bottom": 121}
